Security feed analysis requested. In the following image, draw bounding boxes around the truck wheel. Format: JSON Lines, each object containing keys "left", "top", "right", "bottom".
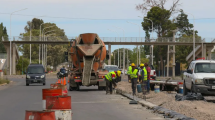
{"left": 183, "top": 81, "right": 188, "bottom": 96}
{"left": 69, "top": 86, "right": 73, "bottom": 91}
{"left": 191, "top": 83, "right": 196, "bottom": 93}
{"left": 26, "top": 83, "right": 29, "bottom": 86}
{"left": 98, "top": 86, "right": 105, "bottom": 90}
{"left": 43, "top": 83, "right": 46, "bottom": 86}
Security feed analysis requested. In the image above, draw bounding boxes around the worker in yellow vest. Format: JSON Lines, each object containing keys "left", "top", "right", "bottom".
{"left": 127, "top": 64, "right": 132, "bottom": 83}
{"left": 130, "top": 63, "right": 139, "bottom": 95}
{"left": 139, "top": 63, "right": 148, "bottom": 94}
{"left": 105, "top": 70, "right": 121, "bottom": 94}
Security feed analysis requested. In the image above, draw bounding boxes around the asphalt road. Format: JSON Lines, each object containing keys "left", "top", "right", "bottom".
{"left": 0, "top": 76, "right": 166, "bottom": 120}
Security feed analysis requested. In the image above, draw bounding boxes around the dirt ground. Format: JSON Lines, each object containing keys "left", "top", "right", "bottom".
{"left": 117, "top": 81, "right": 215, "bottom": 120}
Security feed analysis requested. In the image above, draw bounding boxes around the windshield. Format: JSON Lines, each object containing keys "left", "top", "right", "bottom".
{"left": 104, "top": 66, "right": 119, "bottom": 72}
{"left": 194, "top": 63, "right": 215, "bottom": 73}
{"left": 150, "top": 65, "right": 154, "bottom": 70}
{"left": 27, "top": 66, "right": 44, "bottom": 74}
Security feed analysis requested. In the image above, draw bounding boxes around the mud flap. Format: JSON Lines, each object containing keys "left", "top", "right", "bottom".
{"left": 69, "top": 79, "right": 77, "bottom": 87}
{"left": 82, "top": 56, "right": 95, "bottom": 86}
{"left": 99, "top": 80, "right": 106, "bottom": 87}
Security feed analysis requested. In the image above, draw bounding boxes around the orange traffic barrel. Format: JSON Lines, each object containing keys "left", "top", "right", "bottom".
{"left": 46, "top": 96, "right": 71, "bottom": 110}
{"left": 25, "top": 110, "right": 56, "bottom": 120}
{"left": 42, "top": 89, "right": 63, "bottom": 110}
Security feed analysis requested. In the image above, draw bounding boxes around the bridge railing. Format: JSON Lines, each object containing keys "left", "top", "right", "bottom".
{"left": 5, "top": 36, "right": 214, "bottom": 43}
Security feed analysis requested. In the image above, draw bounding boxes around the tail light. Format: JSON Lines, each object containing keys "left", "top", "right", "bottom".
{"left": 74, "top": 76, "right": 80, "bottom": 79}
{"left": 178, "top": 82, "right": 183, "bottom": 85}
{"left": 154, "top": 71, "right": 156, "bottom": 75}
{"left": 99, "top": 76, "right": 105, "bottom": 79}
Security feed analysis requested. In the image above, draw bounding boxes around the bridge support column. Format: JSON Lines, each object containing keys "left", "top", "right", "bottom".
{"left": 12, "top": 43, "right": 16, "bottom": 74}
{"left": 108, "top": 44, "right": 111, "bottom": 65}
{"left": 6, "top": 47, "right": 10, "bottom": 75}
{"left": 208, "top": 50, "right": 212, "bottom": 60}
{"left": 203, "top": 44, "right": 207, "bottom": 59}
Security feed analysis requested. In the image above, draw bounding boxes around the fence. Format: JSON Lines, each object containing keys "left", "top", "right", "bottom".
{"left": 1, "top": 36, "right": 214, "bottom": 43}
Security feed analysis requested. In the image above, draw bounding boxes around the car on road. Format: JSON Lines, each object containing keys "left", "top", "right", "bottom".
{"left": 25, "top": 64, "right": 47, "bottom": 86}
{"left": 183, "top": 60, "right": 215, "bottom": 96}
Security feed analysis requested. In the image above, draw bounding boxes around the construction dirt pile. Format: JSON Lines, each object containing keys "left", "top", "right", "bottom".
{"left": 117, "top": 81, "right": 215, "bottom": 120}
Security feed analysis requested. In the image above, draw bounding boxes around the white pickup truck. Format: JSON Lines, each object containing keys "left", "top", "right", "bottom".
{"left": 183, "top": 60, "right": 215, "bottom": 96}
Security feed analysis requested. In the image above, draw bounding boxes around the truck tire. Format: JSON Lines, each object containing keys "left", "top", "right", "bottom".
{"left": 191, "top": 83, "right": 197, "bottom": 93}
{"left": 69, "top": 86, "right": 77, "bottom": 91}
{"left": 183, "top": 81, "right": 188, "bottom": 96}
{"left": 26, "top": 83, "right": 29, "bottom": 86}
{"left": 98, "top": 86, "right": 105, "bottom": 90}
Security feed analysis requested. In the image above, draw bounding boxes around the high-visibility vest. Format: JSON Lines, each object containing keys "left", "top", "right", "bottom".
{"left": 141, "top": 67, "right": 147, "bottom": 80}
{"left": 105, "top": 71, "right": 117, "bottom": 82}
{"left": 127, "top": 66, "right": 132, "bottom": 75}
{"left": 130, "top": 69, "right": 138, "bottom": 79}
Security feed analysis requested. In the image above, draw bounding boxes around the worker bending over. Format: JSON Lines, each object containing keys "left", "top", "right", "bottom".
{"left": 130, "top": 63, "right": 139, "bottom": 95}
{"left": 139, "top": 63, "right": 147, "bottom": 94}
{"left": 105, "top": 70, "right": 121, "bottom": 94}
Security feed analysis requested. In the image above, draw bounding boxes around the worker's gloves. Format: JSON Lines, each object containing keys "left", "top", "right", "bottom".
{"left": 137, "top": 80, "right": 139, "bottom": 83}
{"left": 129, "top": 80, "right": 131, "bottom": 83}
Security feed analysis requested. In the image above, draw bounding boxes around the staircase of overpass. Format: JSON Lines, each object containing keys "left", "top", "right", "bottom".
{"left": 186, "top": 39, "right": 215, "bottom": 63}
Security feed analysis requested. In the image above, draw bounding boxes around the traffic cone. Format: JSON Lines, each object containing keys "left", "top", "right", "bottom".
{"left": 63, "top": 77, "right": 66, "bottom": 85}
{"left": 61, "top": 78, "right": 63, "bottom": 85}
{"left": 56, "top": 79, "right": 60, "bottom": 84}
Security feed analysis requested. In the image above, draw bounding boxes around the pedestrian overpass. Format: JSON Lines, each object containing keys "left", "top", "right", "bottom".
{"left": 2, "top": 36, "right": 215, "bottom": 75}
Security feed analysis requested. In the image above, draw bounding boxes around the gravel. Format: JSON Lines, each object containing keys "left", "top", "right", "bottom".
{"left": 117, "top": 81, "right": 215, "bottom": 120}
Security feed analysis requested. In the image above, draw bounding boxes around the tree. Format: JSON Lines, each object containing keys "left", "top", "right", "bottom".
{"left": 16, "top": 56, "right": 29, "bottom": 72}
{"left": 18, "top": 18, "right": 68, "bottom": 70}
{"left": 0, "top": 23, "right": 8, "bottom": 53}
{"left": 174, "top": 10, "right": 200, "bottom": 64}
{"left": 136, "top": 0, "right": 181, "bottom": 15}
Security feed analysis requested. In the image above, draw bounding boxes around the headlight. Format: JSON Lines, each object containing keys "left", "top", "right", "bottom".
{"left": 195, "top": 79, "right": 204, "bottom": 84}
{"left": 27, "top": 75, "right": 30, "bottom": 79}
{"left": 41, "top": 75, "right": 45, "bottom": 78}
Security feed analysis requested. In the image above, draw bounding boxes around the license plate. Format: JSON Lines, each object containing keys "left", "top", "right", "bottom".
{"left": 212, "top": 86, "right": 215, "bottom": 89}
{"left": 34, "top": 80, "right": 37, "bottom": 82}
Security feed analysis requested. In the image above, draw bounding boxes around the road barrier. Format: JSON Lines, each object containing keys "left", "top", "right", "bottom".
{"left": 42, "top": 88, "right": 63, "bottom": 110}
{"left": 25, "top": 77, "right": 72, "bottom": 120}
{"left": 25, "top": 111, "right": 56, "bottom": 120}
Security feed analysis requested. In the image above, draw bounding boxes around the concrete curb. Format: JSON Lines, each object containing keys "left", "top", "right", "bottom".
{"left": 116, "top": 89, "right": 196, "bottom": 120}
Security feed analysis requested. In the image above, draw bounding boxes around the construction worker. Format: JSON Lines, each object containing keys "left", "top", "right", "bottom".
{"left": 105, "top": 70, "right": 122, "bottom": 94}
{"left": 130, "top": 63, "right": 139, "bottom": 95}
{"left": 127, "top": 64, "right": 132, "bottom": 83}
{"left": 145, "top": 63, "right": 151, "bottom": 93}
{"left": 139, "top": 63, "right": 147, "bottom": 94}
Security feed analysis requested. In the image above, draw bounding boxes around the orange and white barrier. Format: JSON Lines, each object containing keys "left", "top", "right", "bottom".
{"left": 25, "top": 77, "right": 72, "bottom": 120}
{"left": 25, "top": 111, "right": 56, "bottom": 120}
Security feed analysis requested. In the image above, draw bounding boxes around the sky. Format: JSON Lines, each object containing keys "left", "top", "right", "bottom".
{"left": 1, "top": 0, "right": 215, "bottom": 52}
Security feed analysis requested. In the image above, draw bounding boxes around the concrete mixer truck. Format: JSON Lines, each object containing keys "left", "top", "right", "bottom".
{"left": 68, "top": 33, "right": 110, "bottom": 91}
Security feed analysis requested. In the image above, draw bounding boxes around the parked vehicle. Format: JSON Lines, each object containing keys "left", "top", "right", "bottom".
{"left": 183, "top": 60, "right": 215, "bottom": 96}
{"left": 25, "top": 64, "right": 47, "bottom": 86}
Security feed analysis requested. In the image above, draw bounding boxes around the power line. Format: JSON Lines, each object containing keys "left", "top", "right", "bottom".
{"left": 1, "top": 12, "right": 215, "bottom": 20}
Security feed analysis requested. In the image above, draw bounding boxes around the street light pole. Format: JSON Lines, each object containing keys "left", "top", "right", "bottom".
{"left": 139, "top": 16, "right": 154, "bottom": 65}
{"left": 10, "top": 8, "right": 27, "bottom": 75}
{"left": 113, "top": 26, "right": 125, "bottom": 74}
{"left": 108, "top": 29, "right": 119, "bottom": 67}
{"left": 126, "top": 21, "right": 140, "bottom": 66}
{"left": 186, "top": 13, "right": 195, "bottom": 60}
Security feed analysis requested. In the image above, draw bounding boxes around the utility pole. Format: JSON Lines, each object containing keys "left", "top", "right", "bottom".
{"left": 30, "top": 22, "right": 32, "bottom": 64}
{"left": 114, "top": 52, "right": 115, "bottom": 65}
{"left": 172, "top": 29, "right": 177, "bottom": 78}
{"left": 123, "top": 47, "right": 125, "bottom": 75}
{"left": 137, "top": 45, "right": 138, "bottom": 66}
{"left": 120, "top": 51, "right": 121, "bottom": 68}
{"left": 127, "top": 49, "right": 128, "bottom": 68}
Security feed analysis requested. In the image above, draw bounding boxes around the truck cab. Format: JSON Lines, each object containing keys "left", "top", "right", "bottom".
{"left": 183, "top": 60, "right": 215, "bottom": 96}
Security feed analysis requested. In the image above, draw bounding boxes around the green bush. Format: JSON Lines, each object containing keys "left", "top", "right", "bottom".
{"left": 0, "top": 78, "right": 10, "bottom": 84}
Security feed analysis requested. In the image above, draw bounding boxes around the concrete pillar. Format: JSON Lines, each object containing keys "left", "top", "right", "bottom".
{"left": 172, "top": 29, "right": 177, "bottom": 78}
{"left": 120, "top": 51, "right": 121, "bottom": 68}
{"left": 208, "top": 50, "right": 211, "bottom": 60}
{"left": 6, "top": 46, "right": 10, "bottom": 75}
{"left": 108, "top": 44, "right": 111, "bottom": 65}
{"left": 167, "top": 45, "right": 169, "bottom": 77}
{"left": 114, "top": 52, "right": 115, "bottom": 65}
{"left": 12, "top": 43, "right": 16, "bottom": 74}
{"left": 203, "top": 44, "right": 207, "bottom": 59}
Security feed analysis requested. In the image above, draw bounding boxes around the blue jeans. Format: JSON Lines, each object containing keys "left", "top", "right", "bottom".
{"left": 147, "top": 80, "right": 150, "bottom": 92}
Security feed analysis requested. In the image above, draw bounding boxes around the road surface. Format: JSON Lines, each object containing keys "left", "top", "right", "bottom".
{"left": 0, "top": 76, "right": 166, "bottom": 120}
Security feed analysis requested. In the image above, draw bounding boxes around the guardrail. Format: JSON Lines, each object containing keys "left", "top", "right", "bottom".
{"left": 2, "top": 36, "right": 215, "bottom": 43}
